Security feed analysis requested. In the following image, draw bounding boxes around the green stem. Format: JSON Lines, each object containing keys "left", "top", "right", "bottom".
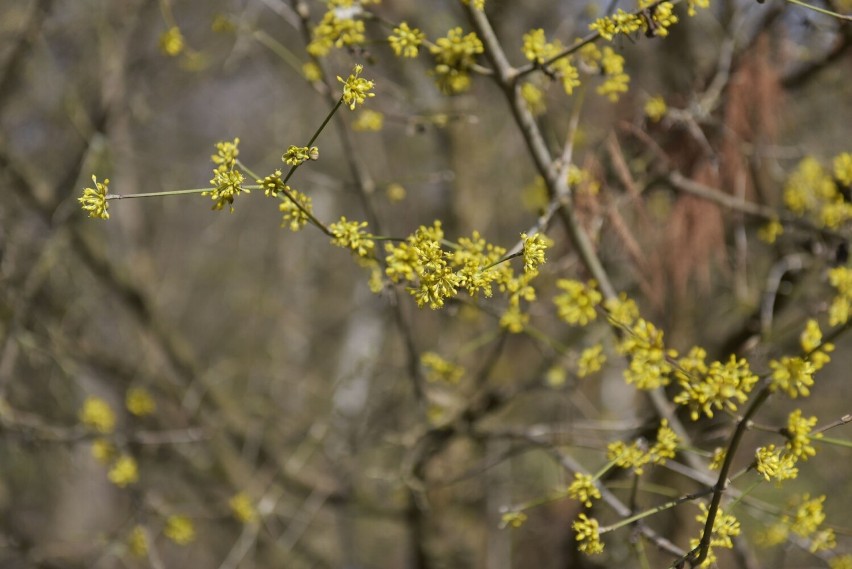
{"left": 106, "top": 186, "right": 261, "bottom": 200}
{"left": 784, "top": 0, "right": 852, "bottom": 20}
{"left": 601, "top": 487, "right": 715, "bottom": 534}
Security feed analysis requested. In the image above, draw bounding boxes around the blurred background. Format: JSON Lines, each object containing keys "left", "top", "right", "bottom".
{"left": 1, "top": 0, "right": 850, "bottom": 568}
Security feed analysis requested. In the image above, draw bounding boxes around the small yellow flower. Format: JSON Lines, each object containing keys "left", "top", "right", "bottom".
{"left": 389, "top": 22, "right": 425, "bottom": 58}
{"left": 650, "top": 419, "right": 679, "bottom": 463}
{"left": 78, "top": 176, "right": 111, "bottom": 220}
{"left": 108, "top": 454, "right": 139, "bottom": 487}
{"left": 708, "top": 447, "right": 726, "bottom": 470}
{"left": 421, "top": 352, "right": 465, "bottom": 384}
{"left": 91, "top": 438, "right": 116, "bottom": 464}
{"left": 80, "top": 396, "right": 116, "bottom": 434}
{"left": 554, "top": 279, "right": 602, "bottom": 326}
{"left": 338, "top": 64, "right": 375, "bottom": 110}
{"left": 329, "top": 216, "right": 374, "bottom": 256}
{"left": 572, "top": 513, "right": 604, "bottom": 555}
{"left": 282, "top": 145, "right": 319, "bottom": 166}
{"left": 500, "top": 510, "right": 527, "bottom": 528}
{"left": 302, "top": 61, "right": 322, "bottom": 82}
{"left": 567, "top": 473, "right": 601, "bottom": 507}
{"left": 386, "top": 183, "right": 406, "bottom": 202}
{"left": 755, "top": 444, "right": 798, "bottom": 482}
{"left": 352, "top": 109, "right": 384, "bottom": 131}
{"left": 164, "top": 515, "right": 195, "bottom": 545}
{"left": 279, "top": 188, "right": 313, "bottom": 232}
{"left": 520, "top": 82, "right": 546, "bottom": 116}
{"left": 229, "top": 493, "right": 258, "bottom": 524}
{"left": 126, "top": 387, "right": 156, "bottom": 417}
{"left": 834, "top": 152, "right": 852, "bottom": 186}
{"left": 212, "top": 138, "right": 240, "bottom": 171}
{"left": 127, "top": 525, "right": 149, "bottom": 558}
{"left": 159, "top": 26, "right": 184, "bottom": 57}
{"left": 577, "top": 344, "right": 606, "bottom": 378}
{"left": 521, "top": 232, "right": 550, "bottom": 276}
{"left": 769, "top": 356, "right": 815, "bottom": 398}
{"left": 644, "top": 96, "right": 667, "bottom": 122}
{"left": 757, "top": 219, "right": 784, "bottom": 243}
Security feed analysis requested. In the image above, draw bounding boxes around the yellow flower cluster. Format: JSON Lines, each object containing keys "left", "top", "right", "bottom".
{"left": 590, "top": 2, "right": 679, "bottom": 40}
{"left": 784, "top": 495, "right": 836, "bottom": 552}
{"left": 282, "top": 145, "right": 319, "bottom": 166}
{"left": 757, "top": 218, "right": 784, "bottom": 244}
{"left": 835, "top": 152, "right": 852, "bottom": 186}
{"left": 500, "top": 511, "right": 527, "bottom": 528}
{"left": 567, "top": 472, "right": 601, "bottom": 507}
{"left": 421, "top": 352, "right": 465, "bottom": 384}
{"left": 159, "top": 26, "right": 184, "bottom": 57}
{"left": 619, "top": 318, "right": 675, "bottom": 389}
{"left": 164, "top": 515, "right": 196, "bottom": 545}
{"left": 521, "top": 232, "right": 550, "bottom": 276}
{"left": 596, "top": 47, "right": 630, "bottom": 102}
{"left": 429, "top": 27, "right": 484, "bottom": 94}
{"left": 80, "top": 396, "right": 116, "bottom": 433}
{"left": 461, "top": 0, "right": 486, "bottom": 10}
{"left": 828, "top": 266, "right": 852, "bottom": 326}
{"left": 127, "top": 525, "right": 149, "bottom": 558}
{"left": 329, "top": 216, "right": 375, "bottom": 257}
{"left": 554, "top": 279, "right": 602, "bottom": 326}
{"left": 307, "top": 8, "right": 365, "bottom": 57}
{"left": 338, "top": 64, "right": 375, "bottom": 110}
{"left": 690, "top": 502, "right": 741, "bottom": 567}
{"left": 108, "top": 454, "right": 139, "bottom": 487}
{"left": 755, "top": 444, "right": 798, "bottom": 482}
{"left": 673, "top": 353, "right": 759, "bottom": 420}
{"left": 279, "top": 188, "right": 312, "bottom": 232}
{"left": 205, "top": 138, "right": 247, "bottom": 212}
{"left": 644, "top": 95, "right": 667, "bottom": 122}
{"left": 91, "top": 438, "right": 116, "bottom": 464}
{"left": 388, "top": 22, "right": 425, "bottom": 58}
{"left": 352, "top": 109, "right": 384, "bottom": 131}
{"left": 784, "top": 409, "right": 821, "bottom": 461}
{"left": 572, "top": 513, "right": 604, "bottom": 554}
{"left": 783, "top": 155, "right": 852, "bottom": 229}
{"left": 126, "top": 387, "right": 156, "bottom": 417}
{"left": 229, "top": 492, "right": 258, "bottom": 524}
{"left": 577, "top": 344, "right": 606, "bottom": 378}
{"left": 78, "top": 176, "right": 111, "bottom": 220}
{"left": 520, "top": 29, "right": 580, "bottom": 95}
{"left": 769, "top": 356, "right": 815, "bottom": 398}
{"left": 687, "top": 0, "right": 711, "bottom": 17}
{"left": 387, "top": 224, "right": 503, "bottom": 312}
{"left": 520, "top": 82, "right": 546, "bottom": 116}
{"left": 607, "top": 419, "right": 680, "bottom": 475}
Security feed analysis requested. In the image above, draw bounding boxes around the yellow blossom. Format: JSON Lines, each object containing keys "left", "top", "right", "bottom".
{"left": 91, "top": 438, "right": 116, "bottom": 464}
{"left": 757, "top": 219, "right": 784, "bottom": 243}
{"left": 644, "top": 96, "right": 667, "bottom": 122}
{"left": 282, "top": 145, "right": 319, "bottom": 166}
{"left": 229, "top": 493, "right": 258, "bottom": 524}
{"left": 302, "top": 61, "right": 322, "bottom": 82}
{"left": 164, "top": 515, "right": 195, "bottom": 545}
{"left": 577, "top": 344, "right": 606, "bottom": 378}
{"left": 500, "top": 511, "right": 527, "bottom": 528}
{"left": 769, "top": 356, "right": 815, "bottom": 398}
{"left": 520, "top": 82, "right": 546, "bottom": 116}
{"left": 607, "top": 439, "right": 651, "bottom": 475}
{"left": 126, "top": 387, "right": 156, "bottom": 417}
{"left": 279, "top": 188, "right": 313, "bottom": 232}
{"left": 352, "top": 109, "right": 384, "bottom": 131}
{"left": 421, "top": 352, "right": 465, "bottom": 384}
{"left": 389, "top": 22, "right": 425, "bottom": 58}
{"left": 708, "top": 447, "right": 726, "bottom": 470}
{"left": 567, "top": 473, "right": 601, "bottom": 507}
{"left": 386, "top": 183, "right": 406, "bottom": 202}
{"left": 521, "top": 232, "right": 550, "bottom": 276}
{"left": 690, "top": 502, "right": 741, "bottom": 567}
{"left": 80, "top": 396, "right": 116, "bottom": 434}
{"left": 159, "top": 26, "right": 184, "bottom": 57}
{"left": 687, "top": 0, "right": 710, "bottom": 16}
{"left": 572, "top": 513, "right": 604, "bottom": 555}
{"left": 78, "top": 176, "right": 111, "bottom": 220}
{"left": 834, "top": 152, "right": 852, "bottom": 186}
{"left": 755, "top": 444, "right": 798, "bottom": 482}
{"left": 329, "top": 216, "right": 374, "bottom": 256}
{"left": 784, "top": 409, "right": 821, "bottom": 460}
{"left": 429, "top": 28, "right": 483, "bottom": 94}
{"left": 108, "top": 454, "right": 139, "bottom": 487}
{"left": 674, "top": 355, "right": 758, "bottom": 420}
{"left": 308, "top": 9, "right": 365, "bottom": 56}
{"left": 127, "top": 525, "right": 149, "bottom": 558}
{"left": 554, "top": 279, "right": 602, "bottom": 326}
{"left": 338, "top": 64, "right": 375, "bottom": 110}
{"left": 650, "top": 419, "right": 679, "bottom": 463}
{"left": 800, "top": 319, "right": 834, "bottom": 370}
